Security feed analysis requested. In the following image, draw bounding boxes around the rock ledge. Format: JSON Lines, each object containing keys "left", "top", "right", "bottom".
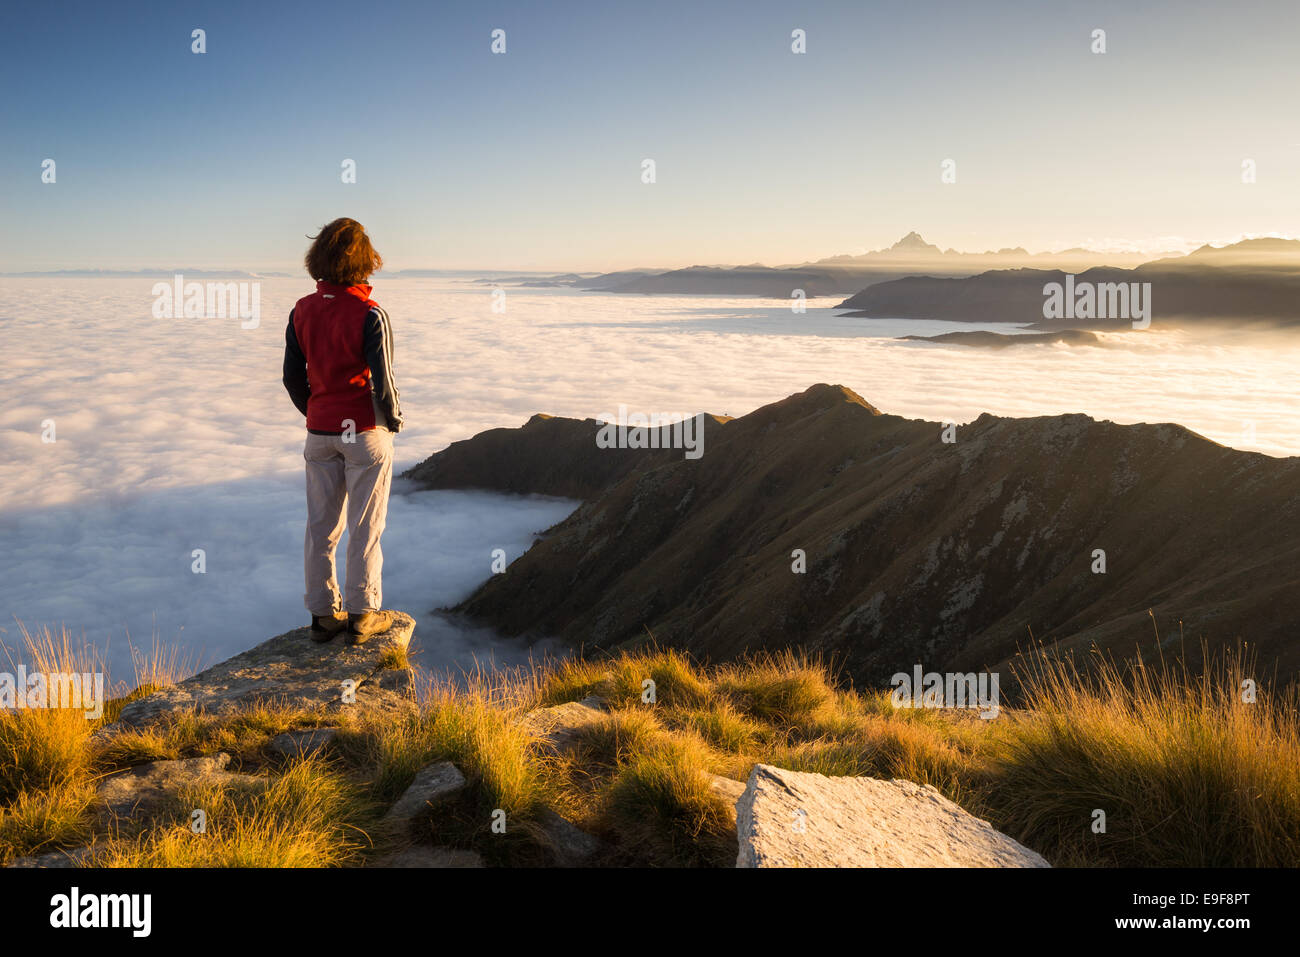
{"left": 113, "top": 612, "right": 416, "bottom": 728}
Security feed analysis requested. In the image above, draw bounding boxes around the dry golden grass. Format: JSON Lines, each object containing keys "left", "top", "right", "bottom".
{"left": 603, "top": 733, "right": 737, "bottom": 867}
{"left": 983, "top": 645, "right": 1300, "bottom": 866}
{"left": 90, "top": 757, "right": 374, "bottom": 867}
{"left": 713, "top": 650, "right": 836, "bottom": 725}
{"left": 570, "top": 708, "right": 665, "bottom": 771}
{"left": 0, "top": 784, "right": 95, "bottom": 866}
{"left": 334, "top": 678, "right": 555, "bottom": 864}
{"left": 3, "top": 625, "right": 1297, "bottom": 868}
{"left": 0, "top": 627, "right": 101, "bottom": 805}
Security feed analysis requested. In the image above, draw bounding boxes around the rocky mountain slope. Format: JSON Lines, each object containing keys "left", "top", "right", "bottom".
{"left": 404, "top": 385, "right": 1300, "bottom": 686}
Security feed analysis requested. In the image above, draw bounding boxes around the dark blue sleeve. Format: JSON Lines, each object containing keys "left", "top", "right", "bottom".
{"left": 362, "top": 305, "right": 404, "bottom": 432}
{"left": 282, "top": 309, "right": 310, "bottom": 417}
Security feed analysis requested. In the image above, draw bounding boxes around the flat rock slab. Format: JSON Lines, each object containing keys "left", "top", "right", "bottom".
{"left": 370, "top": 846, "right": 484, "bottom": 868}
{"left": 97, "top": 753, "right": 266, "bottom": 822}
{"left": 269, "top": 728, "right": 340, "bottom": 758}
{"left": 736, "top": 764, "right": 1050, "bottom": 868}
{"left": 115, "top": 612, "right": 416, "bottom": 727}
{"left": 385, "top": 761, "right": 467, "bottom": 823}
{"left": 517, "top": 700, "right": 606, "bottom": 753}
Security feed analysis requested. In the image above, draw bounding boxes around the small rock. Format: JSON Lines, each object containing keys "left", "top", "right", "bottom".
{"left": 342, "top": 674, "right": 417, "bottom": 719}
{"left": 538, "top": 808, "right": 601, "bottom": 865}
{"left": 89, "top": 723, "right": 126, "bottom": 745}
{"left": 385, "top": 761, "right": 467, "bottom": 823}
{"left": 269, "top": 728, "right": 339, "bottom": 758}
{"left": 517, "top": 700, "right": 606, "bottom": 753}
{"left": 708, "top": 774, "right": 746, "bottom": 806}
{"left": 96, "top": 753, "right": 266, "bottom": 822}
{"left": 370, "top": 846, "right": 484, "bottom": 868}
{"left": 735, "top": 764, "right": 1050, "bottom": 868}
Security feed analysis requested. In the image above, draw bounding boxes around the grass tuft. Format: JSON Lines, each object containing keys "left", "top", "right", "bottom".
{"left": 605, "top": 735, "right": 737, "bottom": 867}
{"left": 92, "top": 757, "right": 372, "bottom": 867}
{"left": 714, "top": 650, "right": 835, "bottom": 725}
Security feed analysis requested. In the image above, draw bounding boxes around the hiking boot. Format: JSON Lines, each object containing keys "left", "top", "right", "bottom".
{"left": 347, "top": 610, "right": 394, "bottom": 645}
{"left": 311, "top": 611, "right": 349, "bottom": 642}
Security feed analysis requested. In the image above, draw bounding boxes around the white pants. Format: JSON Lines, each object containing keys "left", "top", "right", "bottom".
{"left": 303, "top": 428, "right": 394, "bottom": 616}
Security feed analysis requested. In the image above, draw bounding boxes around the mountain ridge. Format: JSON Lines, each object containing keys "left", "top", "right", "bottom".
{"left": 572, "top": 233, "right": 1181, "bottom": 298}
{"left": 404, "top": 385, "right": 1300, "bottom": 688}
{"left": 837, "top": 238, "right": 1300, "bottom": 326}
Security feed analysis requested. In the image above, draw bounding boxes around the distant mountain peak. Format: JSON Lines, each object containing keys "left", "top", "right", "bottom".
{"left": 799, "top": 382, "right": 882, "bottom": 414}
{"left": 889, "top": 231, "right": 938, "bottom": 253}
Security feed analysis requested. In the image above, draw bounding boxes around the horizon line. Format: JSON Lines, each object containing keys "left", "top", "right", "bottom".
{"left": 7, "top": 231, "right": 1299, "bottom": 278}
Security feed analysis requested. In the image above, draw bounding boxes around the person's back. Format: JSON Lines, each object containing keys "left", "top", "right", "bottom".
{"left": 282, "top": 218, "right": 404, "bottom": 644}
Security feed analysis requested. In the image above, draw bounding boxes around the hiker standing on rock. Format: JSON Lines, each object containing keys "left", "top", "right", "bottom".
{"left": 282, "top": 218, "right": 403, "bottom": 645}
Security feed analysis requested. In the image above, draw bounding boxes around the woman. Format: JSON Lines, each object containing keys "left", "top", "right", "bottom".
{"left": 282, "top": 218, "right": 404, "bottom": 644}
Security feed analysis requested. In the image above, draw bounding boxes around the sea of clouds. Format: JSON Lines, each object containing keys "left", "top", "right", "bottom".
{"left": 1, "top": 276, "right": 1296, "bottom": 685}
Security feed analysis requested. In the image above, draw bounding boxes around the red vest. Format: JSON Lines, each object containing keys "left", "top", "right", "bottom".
{"left": 292, "top": 281, "right": 379, "bottom": 433}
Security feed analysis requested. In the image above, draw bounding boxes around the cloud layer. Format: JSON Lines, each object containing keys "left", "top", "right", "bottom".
{"left": 1, "top": 277, "right": 1294, "bottom": 682}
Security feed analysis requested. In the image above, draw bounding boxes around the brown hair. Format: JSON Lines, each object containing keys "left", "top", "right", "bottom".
{"left": 304, "top": 218, "right": 383, "bottom": 285}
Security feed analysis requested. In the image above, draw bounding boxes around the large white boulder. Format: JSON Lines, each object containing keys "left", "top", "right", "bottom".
{"left": 736, "top": 764, "right": 1049, "bottom": 868}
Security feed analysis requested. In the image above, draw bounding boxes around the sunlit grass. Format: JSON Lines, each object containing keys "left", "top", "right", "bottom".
{"left": 983, "top": 644, "right": 1300, "bottom": 866}
{"left": 0, "top": 626, "right": 100, "bottom": 804}
{"left": 91, "top": 757, "right": 372, "bottom": 867}
{"left": 3, "top": 623, "right": 1296, "bottom": 867}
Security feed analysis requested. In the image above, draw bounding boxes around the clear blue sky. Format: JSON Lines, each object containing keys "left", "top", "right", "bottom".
{"left": 2, "top": 0, "right": 1297, "bottom": 271}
